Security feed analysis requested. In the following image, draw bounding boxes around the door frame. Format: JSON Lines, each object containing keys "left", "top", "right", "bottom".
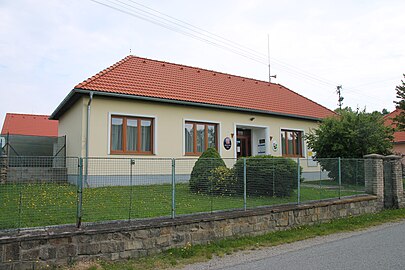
{"left": 236, "top": 129, "right": 252, "bottom": 158}
{"left": 233, "top": 123, "right": 270, "bottom": 158}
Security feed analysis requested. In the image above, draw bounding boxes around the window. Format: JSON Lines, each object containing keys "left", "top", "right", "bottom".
{"left": 111, "top": 115, "right": 153, "bottom": 154}
{"left": 281, "top": 129, "right": 303, "bottom": 157}
{"left": 185, "top": 121, "right": 217, "bottom": 155}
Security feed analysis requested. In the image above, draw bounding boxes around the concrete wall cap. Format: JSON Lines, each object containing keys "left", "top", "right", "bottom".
{"left": 363, "top": 154, "right": 384, "bottom": 159}
{"left": 383, "top": 155, "right": 402, "bottom": 160}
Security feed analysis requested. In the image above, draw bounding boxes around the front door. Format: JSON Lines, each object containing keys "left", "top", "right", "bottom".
{"left": 236, "top": 128, "right": 251, "bottom": 158}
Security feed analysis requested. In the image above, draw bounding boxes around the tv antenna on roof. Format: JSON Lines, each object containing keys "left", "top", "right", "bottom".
{"left": 267, "top": 34, "right": 277, "bottom": 83}
{"left": 336, "top": 85, "right": 344, "bottom": 110}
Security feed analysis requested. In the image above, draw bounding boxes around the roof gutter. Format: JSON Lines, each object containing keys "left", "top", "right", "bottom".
{"left": 84, "top": 91, "right": 93, "bottom": 188}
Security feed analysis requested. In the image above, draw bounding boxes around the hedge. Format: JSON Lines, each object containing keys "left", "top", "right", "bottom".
{"left": 233, "top": 155, "right": 302, "bottom": 197}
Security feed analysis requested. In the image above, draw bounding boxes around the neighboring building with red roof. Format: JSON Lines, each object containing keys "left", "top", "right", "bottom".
{"left": 1, "top": 113, "right": 58, "bottom": 137}
{"left": 51, "top": 55, "right": 335, "bottom": 160}
{"left": 384, "top": 109, "right": 405, "bottom": 156}
{"left": 1, "top": 113, "right": 60, "bottom": 157}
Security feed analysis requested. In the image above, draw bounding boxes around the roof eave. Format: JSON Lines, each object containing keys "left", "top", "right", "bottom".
{"left": 70, "top": 88, "right": 324, "bottom": 121}
{"left": 51, "top": 88, "right": 327, "bottom": 121}
{"left": 50, "top": 89, "right": 82, "bottom": 120}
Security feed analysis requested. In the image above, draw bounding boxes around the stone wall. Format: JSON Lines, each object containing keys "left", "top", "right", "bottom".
{"left": 0, "top": 195, "right": 381, "bottom": 270}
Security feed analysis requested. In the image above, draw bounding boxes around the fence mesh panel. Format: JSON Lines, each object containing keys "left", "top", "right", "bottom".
{"left": 130, "top": 158, "right": 172, "bottom": 219}
{"left": 82, "top": 158, "right": 173, "bottom": 223}
{"left": 244, "top": 157, "right": 299, "bottom": 208}
{"left": 341, "top": 158, "right": 366, "bottom": 194}
{"left": 0, "top": 156, "right": 78, "bottom": 230}
{"left": 175, "top": 158, "right": 244, "bottom": 216}
{"left": 300, "top": 158, "right": 366, "bottom": 203}
{"left": 0, "top": 156, "right": 370, "bottom": 231}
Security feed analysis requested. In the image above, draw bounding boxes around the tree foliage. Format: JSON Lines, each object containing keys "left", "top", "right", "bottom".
{"left": 306, "top": 108, "right": 393, "bottom": 159}
{"left": 306, "top": 108, "right": 393, "bottom": 184}
{"left": 394, "top": 74, "right": 405, "bottom": 130}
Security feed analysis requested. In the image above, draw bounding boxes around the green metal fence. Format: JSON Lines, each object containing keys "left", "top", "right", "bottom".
{"left": 0, "top": 156, "right": 367, "bottom": 231}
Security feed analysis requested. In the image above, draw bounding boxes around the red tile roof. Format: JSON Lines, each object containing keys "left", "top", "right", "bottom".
{"left": 1, "top": 113, "right": 58, "bottom": 137}
{"left": 70, "top": 55, "right": 335, "bottom": 120}
{"left": 384, "top": 109, "right": 405, "bottom": 143}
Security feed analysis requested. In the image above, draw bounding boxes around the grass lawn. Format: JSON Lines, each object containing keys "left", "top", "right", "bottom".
{"left": 303, "top": 179, "right": 365, "bottom": 191}
{"left": 0, "top": 183, "right": 362, "bottom": 230}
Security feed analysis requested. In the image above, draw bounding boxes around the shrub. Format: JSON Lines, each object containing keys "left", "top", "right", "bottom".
{"left": 189, "top": 148, "right": 226, "bottom": 194}
{"left": 207, "top": 166, "right": 238, "bottom": 196}
{"left": 233, "top": 155, "right": 302, "bottom": 197}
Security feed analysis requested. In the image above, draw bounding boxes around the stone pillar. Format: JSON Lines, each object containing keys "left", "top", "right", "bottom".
{"left": 384, "top": 155, "right": 404, "bottom": 209}
{"left": 0, "top": 155, "right": 7, "bottom": 184}
{"left": 364, "top": 154, "right": 384, "bottom": 204}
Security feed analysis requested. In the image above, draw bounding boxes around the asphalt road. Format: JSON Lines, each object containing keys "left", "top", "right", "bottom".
{"left": 180, "top": 220, "right": 405, "bottom": 270}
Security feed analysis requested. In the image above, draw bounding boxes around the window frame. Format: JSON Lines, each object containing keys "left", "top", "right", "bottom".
{"left": 280, "top": 129, "right": 304, "bottom": 158}
{"left": 110, "top": 115, "right": 154, "bottom": 155}
{"left": 184, "top": 121, "right": 218, "bottom": 156}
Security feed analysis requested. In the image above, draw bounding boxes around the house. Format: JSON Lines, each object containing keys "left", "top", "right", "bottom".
{"left": 1, "top": 113, "right": 61, "bottom": 157}
{"left": 50, "top": 55, "right": 335, "bottom": 184}
{"left": 384, "top": 109, "right": 405, "bottom": 156}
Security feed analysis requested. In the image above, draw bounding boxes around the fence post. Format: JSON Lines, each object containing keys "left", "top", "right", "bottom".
{"left": 297, "top": 158, "right": 300, "bottom": 204}
{"left": 129, "top": 159, "right": 135, "bottom": 221}
{"left": 76, "top": 157, "right": 83, "bottom": 228}
{"left": 272, "top": 158, "right": 275, "bottom": 197}
{"left": 171, "top": 158, "right": 176, "bottom": 219}
{"left": 18, "top": 156, "right": 22, "bottom": 230}
{"left": 243, "top": 157, "right": 247, "bottom": 211}
{"left": 338, "top": 157, "right": 341, "bottom": 199}
{"left": 383, "top": 155, "right": 404, "bottom": 209}
{"left": 364, "top": 154, "right": 384, "bottom": 206}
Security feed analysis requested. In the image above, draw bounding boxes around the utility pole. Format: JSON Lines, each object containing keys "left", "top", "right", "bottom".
{"left": 336, "top": 85, "right": 344, "bottom": 110}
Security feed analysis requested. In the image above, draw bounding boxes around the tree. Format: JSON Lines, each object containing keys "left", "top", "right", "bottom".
{"left": 306, "top": 108, "right": 393, "bottom": 184}
{"left": 371, "top": 108, "right": 389, "bottom": 116}
{"left": 307, "top": 108, "right": 393, "bottom": 158}
{"left": 394, "top": 74, "right": 405, "bottom": 130}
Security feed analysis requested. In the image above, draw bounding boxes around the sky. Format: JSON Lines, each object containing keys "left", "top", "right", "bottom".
{"left": 0, "top": 0, "right": 404, "bottom": 127}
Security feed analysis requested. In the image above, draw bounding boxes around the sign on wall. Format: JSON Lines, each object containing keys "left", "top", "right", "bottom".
{"left": 223, "top": 137, "right": 232, "bottom": 150}
{"left": 257, "top": 138, "right": 266, "bottom": 155}
{"left": 272, "top": 140, "right": 278, "bottom": 152}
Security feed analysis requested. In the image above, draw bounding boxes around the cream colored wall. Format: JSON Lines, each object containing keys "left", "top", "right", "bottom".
{"left": 87, "top": 96, "right": 320, "bottom": 159}
{"left": 58, "top": 97, "right": 86, "bottom": 157}
{"left": 59, "top": 95, "right": 324, "bottom": 176}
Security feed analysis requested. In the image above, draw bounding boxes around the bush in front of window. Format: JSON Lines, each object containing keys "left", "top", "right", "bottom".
{"left": 189, "top": 148, "right": 226, "bottom": 194}
{"left": 233, "top": 155, "right": 302, "bottom": 197}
